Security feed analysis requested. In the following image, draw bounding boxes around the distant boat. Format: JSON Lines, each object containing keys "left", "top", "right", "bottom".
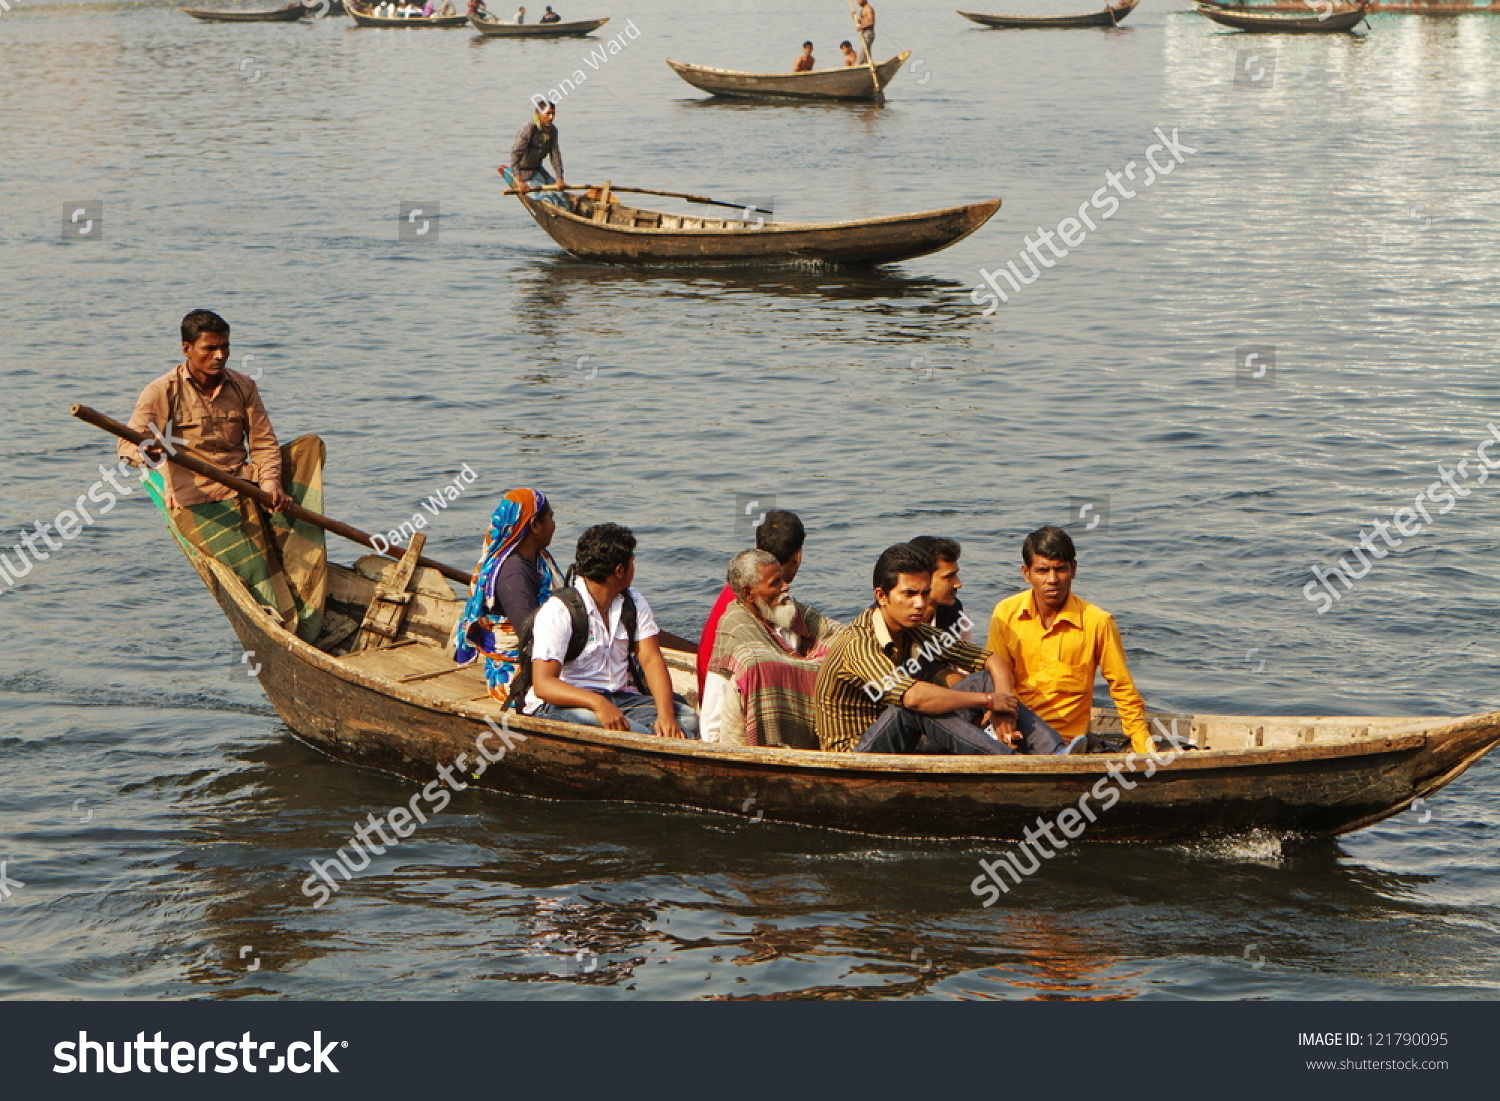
{"left": 346, "top": 2, "right": 468, "bottom": 25}
{"left": 510, "top": 181, "right": 1000, "bottom": 267}
{"left": 666, "top": 52, "right": 910, "bottom": 101}
{"left": 470, "top": 14, "right": 608, "bottom": 34}
{"left": 957, "top": 0, "right": 1139, "bottom": 26}
{"left": 1196, "top": 0, "right": 1369, "bottom": 30}
{"left": 182, "top": 2, "right": 309, "bottom": 20}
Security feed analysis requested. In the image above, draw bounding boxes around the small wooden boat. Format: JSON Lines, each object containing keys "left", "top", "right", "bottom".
{"left": 1195, "top": 1, "right": 1369, "bottom": 30}
{"left": 346, "top": 2, "right": 468, "bottom": 25}
{"left": 666, "top": 52, "right": 910, "bottom": 101}
{"left": 67, "top": 403, "right": 1500, "bottom": 844}
{"left": 511, "top": 182, "right": 1000, "bottom": 267}
{"left": 957, "top": 0, "right": 1139, "bottom": 26}
{"left": 178, "top": 539, "right": 1500, "bottom": 842}
{"left": 470, "top": 14, "right": 608, "bottom": 34}
{"left": 182, "top": 2, "right": 308, "bottom": 19}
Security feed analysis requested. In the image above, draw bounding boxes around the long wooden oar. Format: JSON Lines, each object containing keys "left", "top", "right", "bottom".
{"left": 71, "top": 403, "right": 472, "bottom": 585}
{"left": 499, "top": 176, "right": 772, "bottom": 215}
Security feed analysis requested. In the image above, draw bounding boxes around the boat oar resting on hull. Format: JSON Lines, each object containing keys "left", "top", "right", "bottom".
{"left": 502, "top": 177, "right": 1002, "bottom": 267}
{"left": 71, "top": 405, "right": 1500, "bottom": 842}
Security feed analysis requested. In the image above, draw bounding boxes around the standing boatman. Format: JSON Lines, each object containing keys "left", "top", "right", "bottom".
{"left": 854, "top": 0, "right": 876, "bottom": 61}
{"left": 120, "top": 308, "right": 326, "bottom": 640}
{"left": 505, "top": 99, "right": 569, "bottom": 209}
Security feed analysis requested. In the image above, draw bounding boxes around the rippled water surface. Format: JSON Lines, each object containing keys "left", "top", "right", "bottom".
{"left": 2, "top": 0, "right": 1498, "bottom": 999}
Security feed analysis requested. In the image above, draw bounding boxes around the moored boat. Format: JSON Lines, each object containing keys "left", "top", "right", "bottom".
{"left": 1195, "top": 0, "right": 1370, "bottom": 29}
{"left": 957, "top": 0, "right": 1139, "bottom": 27}
{"left": 182, "top": 2, "right": 309, "bottom": 20}
{"left": 666, "top": 52, "right": 910, "bottom": 101}
{"left": 346, "top": 2, "right": 468, "bottom": 25}
{"left": 510, "top": 182, "right": 1000, "bottom": 266}
{"left": 470, "top": 13, "right": 608, "bottom": 34}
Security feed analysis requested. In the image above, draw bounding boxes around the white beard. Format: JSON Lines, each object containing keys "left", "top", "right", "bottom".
{"left": 754, "top": 596, "right": 799, "bottom": 632}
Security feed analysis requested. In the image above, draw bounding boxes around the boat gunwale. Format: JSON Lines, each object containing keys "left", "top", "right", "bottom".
{"left": 204, "top": 555, "right": 1493, "bottom": 780}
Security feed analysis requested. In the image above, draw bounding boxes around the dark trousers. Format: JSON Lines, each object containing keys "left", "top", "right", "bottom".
{"left": 854, "top": 672, "right": 1066, "bottom": 756}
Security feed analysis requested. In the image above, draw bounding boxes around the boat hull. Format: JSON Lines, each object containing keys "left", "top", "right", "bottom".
{"left": 518, "top": 194, "right": 1001, "bottom": 267}
{"left": 470, "top": 15, "right": 607, "bottom": 34}
{"left": 195, "top": 554, "right": 1500, "bottom": 842}
{"left": 666, "top": 53, "right": 909, "bottom": 101}
{"left": 957, "top": 1, "right": 1139, "bottom": 27}
{"left": 182, "top": 3, "right": 308, "bottom": 19}
{"left": 1196, "top": 3, "right": 1369, "bottom": 29}
{"left": 347, "top": 6, "right": 468, "bottom": 25}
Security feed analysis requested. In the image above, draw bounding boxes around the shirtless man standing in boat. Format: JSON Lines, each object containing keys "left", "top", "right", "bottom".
{"left": 854, "top": 0, "right": 875, "bottom": 60}
{"left": 985, "top": 525, "right": 1153, "bottom": 755}
{"left": 507, "top": 99, "right": 568, "bottom": 209}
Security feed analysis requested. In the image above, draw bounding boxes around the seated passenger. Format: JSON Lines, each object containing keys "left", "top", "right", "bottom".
{"left": 987, "top": 525, "right": 1153, "bottom": 754}
{"left": 696, "top": 509, "right": 805, "bottom": 696}
{"left": 814, "top": 543, "right": 1085, "bottom": 755}
{"left": 453, "top": 489, "right": 561, "bottom": 705}
{"left": 468, "top": 0, "right": 489, "bottom": 16}
{"left": 540, "top": 4, "right": 560, "bottom": 19}
{"left": 909, "top": 535, "right": 971, "bottom": 641}
{"left": 514, "top": 4, "right": 525, "bottom": 19}
{"left": 793, "top": 41, "right": 815, "bottom": 72}
{"left": 702, "top": 549, "right": 841, "bottom": 748}
{"left": 522, "top": 523, "right": 699, "bottom": 739}
{"left": 839, "top": 40, "right": 859, "bottom": 66}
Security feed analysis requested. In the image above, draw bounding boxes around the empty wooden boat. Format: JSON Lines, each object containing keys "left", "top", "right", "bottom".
{"left": 666, "top": 52, "right": 910, "bottom": 101}
{"left": 509, "top": 182, "right": 1000, "bottom": 266}
{"left": 346, "top": 3, "right": 468, "bottom": 25}
{"left": 470, "top": 13, "right": 608, "bottom": 34}
{"left": 957, "top": 0, "right": 1138, "bottom": 26}
{"left": 182, "top": 2, "right": 309, "bottom": 20}
{"left": 1195, "top": 1, "right": 1369, "bottom": 30}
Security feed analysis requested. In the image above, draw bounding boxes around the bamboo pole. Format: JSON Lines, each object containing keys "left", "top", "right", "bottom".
{"left": 70, "top": 403, "right": 472, "bottom": 585}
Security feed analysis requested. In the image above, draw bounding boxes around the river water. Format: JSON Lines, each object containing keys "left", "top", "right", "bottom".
{"left": 2, "top": 0, "right": 1498, "bottom": 1000}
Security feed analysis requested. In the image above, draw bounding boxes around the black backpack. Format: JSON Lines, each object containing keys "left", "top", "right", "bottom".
{"left": 506, "top": 583, "right": 646, "bottom": 710}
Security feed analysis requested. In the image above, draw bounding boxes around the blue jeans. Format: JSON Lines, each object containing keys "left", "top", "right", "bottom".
{"left": 539, "top": 690, "right": 700, "bottom": 739}
{"left": 854, "top": 671, "right": 1068, "bottom": 755}
{"left": 504, "top": 165, "right": 570, "bottom": 210}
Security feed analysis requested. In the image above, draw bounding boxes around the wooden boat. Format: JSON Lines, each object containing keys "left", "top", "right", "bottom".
{"left": 666, "top": 52, "right": 910, "bottom": 101}
{"left": 512, "top": 184, "right": 1000, "bottom": 266}
{"left": 66, "top": 404, "right": 1500, "bottom": 844}
{"left": 470, "top": 14, "right": 608, "bottom": 34}
{"left": 346, "top": 2, "right": 468, "bottom": 25}
{"left": 1195, "top": 1, "right": 1369, "bottom": 30}
{"left": 957, "top": 0, "right": 1139, "bottom": 26}
{"left": 182, "top": 2, "right": 308, "bottom": 19}
{"left": 183, "top": 542, "right": 1500, "bottom": 842}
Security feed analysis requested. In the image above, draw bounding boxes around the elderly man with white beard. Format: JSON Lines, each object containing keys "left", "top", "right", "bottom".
{"left": 701, "top": 549, "right": 842, "bottom": 749}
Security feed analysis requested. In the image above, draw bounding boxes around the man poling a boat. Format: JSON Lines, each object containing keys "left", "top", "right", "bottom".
{"left": 119, "top": 309, "right": 328, "bottom": 643}
{"left": 854, "top": 0, "right": 875, "bottom": 60}
{"left": 505, "top": 99, "right": 569, "bottom": 209}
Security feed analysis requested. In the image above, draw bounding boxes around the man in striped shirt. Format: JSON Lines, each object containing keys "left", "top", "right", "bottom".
{"left": 814, "top": 543, "right": 1084, "bottom": 755}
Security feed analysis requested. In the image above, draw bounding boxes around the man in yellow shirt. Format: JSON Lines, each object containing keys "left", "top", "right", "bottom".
{"left": 986, "top": 525, "right": 1153, "bottom": 754}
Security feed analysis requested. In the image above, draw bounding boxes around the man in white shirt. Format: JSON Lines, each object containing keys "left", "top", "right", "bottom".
{"left": 525, "top": 523, "right": 697, "bottom": 739}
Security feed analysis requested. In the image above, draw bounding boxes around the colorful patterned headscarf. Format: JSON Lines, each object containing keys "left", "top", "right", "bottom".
{"left": 452, "top": 488, "right": 561, "bottom": 701}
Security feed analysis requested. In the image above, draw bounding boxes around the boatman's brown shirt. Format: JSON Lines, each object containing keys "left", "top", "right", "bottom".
{"left": 119, "top": 362, "right": 282, "bottom": 507}
{"left": 813, "top": 605, "right": 990, "bottom": 752}
{"left": 510, "top": 119, "right": 564, "bottom": 181}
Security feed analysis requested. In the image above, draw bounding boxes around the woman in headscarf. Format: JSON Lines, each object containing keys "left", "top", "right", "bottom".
{"left": 453, "top": 489, "right": 561, "bottom": 703}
